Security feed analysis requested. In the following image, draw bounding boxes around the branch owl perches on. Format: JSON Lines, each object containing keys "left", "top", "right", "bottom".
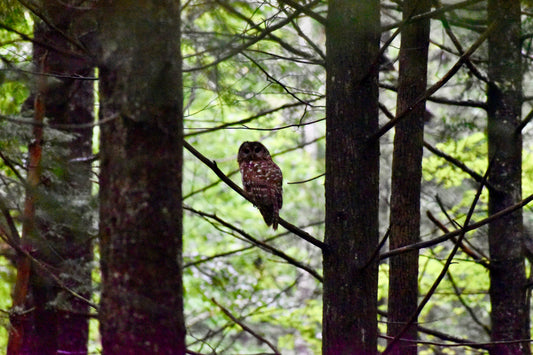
{"left": 238, "top": 141, "right": 283, "bottom": 230}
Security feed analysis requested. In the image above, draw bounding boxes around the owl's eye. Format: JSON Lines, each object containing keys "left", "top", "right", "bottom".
{"left": 254, "top": 146, "right": 262, "bottom": 153}
{"left": 242, "top": 148, "right": 251, "bottom": 154}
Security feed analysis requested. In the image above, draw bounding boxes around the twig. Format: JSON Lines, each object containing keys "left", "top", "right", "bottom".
{"left": 0, "top": 22, "right": 87, "bottom": 61}
{"left": 438, "top": 10, "right": 489, "bottom": 83}
{"left": 377, "top": 309, "right": 492, "bottom": 350}
{"left": 363, "top": 228, "right": 390, "bottom": 269}
{"left": 445, "top": 268, "right": 491, "bottom": 335}
{"left": 379, "top": 83, "right": 487, "bottom": 109}
{"left": 434, "top": 195, "right": 489, "bottom": 260}
{"left": 0, "top": 112, "right": 117, "bottom": 131}
{"left": 241, "top": 117, "right": 324, "bottom": 131}
{"left": 242, "top": 52, "right": 310, "bottom": 106}
{"left": 211, "top": 298, "right": 281, "bottom": 355}
{"left": 0, "top": 150, "right": 24, "bottom": 183}
{"left": 183, "top": 0, "right": 322, "bottom": 72}
{"left": 381, "top": 334, "right": 532, "bottom": 349}
{"left": 287, "top": 172, "right": 324, "bottom": 185}
{"left": 426, "top": 210, "right": 489, "bottom": 268}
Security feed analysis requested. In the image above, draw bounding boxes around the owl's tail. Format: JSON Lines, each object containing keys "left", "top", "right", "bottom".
{"left": 259, "top": 207, "right": 279, "bottom": 230}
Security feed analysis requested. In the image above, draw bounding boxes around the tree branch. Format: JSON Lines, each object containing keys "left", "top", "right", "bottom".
{"left": 183, "top": 140, "right": 326, "bottom": 250}
{"left": 185, "top": 206, "right": 323, "bottom": 281}
{"left": 278, "top": 0, "right": 326, "bottom": 25}
{"left": 184, "top": 100, "right": 320, "bottom": 137}
{"left": 423, "top": 141, "right": 496, "bottom": 192}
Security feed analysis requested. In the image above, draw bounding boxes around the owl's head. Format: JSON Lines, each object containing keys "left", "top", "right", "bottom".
{"left": 238, "top": 141, "right": 271, "bottom": 163}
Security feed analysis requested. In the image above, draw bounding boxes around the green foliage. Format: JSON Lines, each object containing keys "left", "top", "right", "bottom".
{"left": 0, "top": 257, "right": 15, "bottom": 352}
{"left": 0, "top": 82, "right": 28, "bottom": 114}
{"left": 524, "top": 145, "right": 533, "bottom": 196}
{"left": 423, "top": 132, "right": 487, "bottom": 188}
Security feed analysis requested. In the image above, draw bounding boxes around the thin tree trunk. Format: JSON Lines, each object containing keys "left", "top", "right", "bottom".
{"left": 7, "top": 52, "right": 46, "bottom": 355}
{"left": 487, "top": 0, "right": 530, "bottom": 353}
{"left": 387, "top": 1, "right": 431, "bottom": 354}
{"left": 97, "top": 0, "right": 186, "bottom": 353}
{"left": 323, "top": 0, "right": 380, "bottom": 353}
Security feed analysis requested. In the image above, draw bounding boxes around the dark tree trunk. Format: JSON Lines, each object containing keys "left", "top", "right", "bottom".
{"left": 8, "top": 4, "right": 95, "bottom": 354}
{"left": 387, "top": 0, "right": 431, "bottom": 354}
{"left": 322, "top": 0, "right": 380, "bottom": 353}
{"left": 97, "top": 0, "right": 186, "bottom": 353}
{"left": 487, "top": 0, "right": 530, "bottom": 354}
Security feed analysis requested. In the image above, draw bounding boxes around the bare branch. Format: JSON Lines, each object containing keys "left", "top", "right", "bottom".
{"left": 381, "top": 192, "right": 533, "bottom": 259}
{"left": 183, "top": 140, "right": 326, "bottom": 250}
{"left": 184, "top": 100, "right": 321, "bottom": 137}
{"left": 211, "top": 298, "right": 281, "bottom": 355}
{"left": 379, "top": 83, "right": 487, "bottom": 109}
{"left": 0, "top": 22, "right": 87, "bottom": 61}
{"left": 183, "top": 0, "right": 322, "bottom": 72}
{"left": 381, "top": 0, "right": 485, "bottom": 32}
{"left": 242, "top": 51, "right": 310, "bottom": 106}
{"left": 0, "top": 113, "right": 117, "bottom": 131}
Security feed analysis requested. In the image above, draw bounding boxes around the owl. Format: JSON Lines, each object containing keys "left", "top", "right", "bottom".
{"left": 238, "top": 141, "right": 283, "bottom": 230}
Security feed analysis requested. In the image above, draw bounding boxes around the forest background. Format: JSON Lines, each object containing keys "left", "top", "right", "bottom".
{"left": 0, "top": 0, "right": 532, "bottom": 354}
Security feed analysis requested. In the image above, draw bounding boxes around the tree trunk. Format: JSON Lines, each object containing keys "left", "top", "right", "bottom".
{"left": 322, "top": 0, "right": 380, "bottom": 353}
{"left": 8, "top": 5, "right": 94, "bottom": 354}
{"left": 487, "top": 0, "right": 530, "bottom": 353}
{"left": 97, "top": 0, "right": 186, "bottom": 353}
{"left": 387, "top": 1, "right": 431, "bottom": 354}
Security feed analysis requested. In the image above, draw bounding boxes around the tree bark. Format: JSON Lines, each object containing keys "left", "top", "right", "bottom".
{"left": 387, "top": 1, "right": 431, "bottom": 354}
{"left": 97, "top": 1, "right": 186, "bottom": 353}
{"left": 487, "top": 0, "right": 530, "bottom": 353}
{"left": 323, "top": 1, "right": 380, "bottom": 353}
